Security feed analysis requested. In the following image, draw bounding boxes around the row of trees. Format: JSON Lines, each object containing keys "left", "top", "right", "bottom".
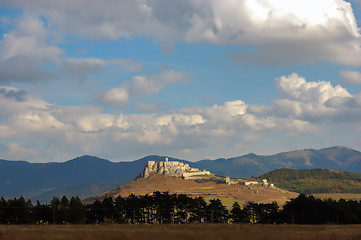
{"left": 1, "top": 193, "right": 361, "bottom": 224}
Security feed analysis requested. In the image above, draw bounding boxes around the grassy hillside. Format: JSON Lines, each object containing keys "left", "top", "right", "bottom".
{"left": 259, "top": 168, "right": 361, "bottom": 194}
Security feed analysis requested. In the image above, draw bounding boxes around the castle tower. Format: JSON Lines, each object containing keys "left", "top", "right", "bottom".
{"left": 165, "top": 157, "right": 168, "bottom": 163}
{"left": 225, "top": 176, "right": 230, "bottom": 185}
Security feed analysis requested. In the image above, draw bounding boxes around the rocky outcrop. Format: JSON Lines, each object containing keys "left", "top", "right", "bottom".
{"left": 142, "top": 158, "right": 211, "bottom": 179}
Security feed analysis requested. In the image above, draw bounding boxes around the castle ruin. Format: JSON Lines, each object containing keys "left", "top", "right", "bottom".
{"left": 142, "top": 157, "right": 211, "bottom": 180}
{"left": 142, "top": 157, "right": 275, "bottom": 187}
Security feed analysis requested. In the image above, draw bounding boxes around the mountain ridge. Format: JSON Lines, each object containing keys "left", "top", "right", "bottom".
{"left": 1, "top": 146, "right": 361, "bottom": 202}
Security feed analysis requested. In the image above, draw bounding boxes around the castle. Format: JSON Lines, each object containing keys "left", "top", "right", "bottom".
{"left": 142, "top": 157, "right": 275, "bottom": 188}
{"left": 142, "top": 157, "right": 211, "bottom": 180}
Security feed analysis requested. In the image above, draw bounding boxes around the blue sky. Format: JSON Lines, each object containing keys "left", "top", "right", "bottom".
{"left": 0, "top": 0, "right": 361, "bottom": 162}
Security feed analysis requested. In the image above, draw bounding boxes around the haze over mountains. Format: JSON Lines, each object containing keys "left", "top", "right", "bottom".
{"left": 1, "top": 146, "right": 361, "bottom": 202}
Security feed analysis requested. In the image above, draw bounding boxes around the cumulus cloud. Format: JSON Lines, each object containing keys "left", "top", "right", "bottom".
{"left": 126, "top": 70, "right": 190, "bottom": 97}
{"left": 0, "top": 15, "right": 62, "bottom": 60}
{"left": 251, "top": 73, "right": 361, "bottom": 123}
{"left": 1, "top": 71, "right": 361, "bottom": 162}
{"left": 0, "top": 14, "right": 62, "bottom": 83}
{"left": 339, "top": 70, "right": 361, "bottom": 84}
{"left": 0, "top": 14, "right": 138, "bottom": 83}
{"left": 98, "top": 70, "right": 190, "bottom": 108}
{"left": 98, "top": 88, "right": 130, "bottom": 108}
{"left": 275, "top": 73, "right": 352, "bottom": 103}
{"left": 2, "top": 0, "right": 360, "bottom": 65}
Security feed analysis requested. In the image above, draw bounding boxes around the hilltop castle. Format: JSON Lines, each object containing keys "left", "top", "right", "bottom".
{"left": 142, "top": 157, "right": 211, "bottom": 180}
{"left": 141, "top": 157, "right": 275, "bottom": 188}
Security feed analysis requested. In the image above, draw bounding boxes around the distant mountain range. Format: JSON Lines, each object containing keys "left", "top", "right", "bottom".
{"left": 1, "top": 146, "right": 361, "bottom": 202}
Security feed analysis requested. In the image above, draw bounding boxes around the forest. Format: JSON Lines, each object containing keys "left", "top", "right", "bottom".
{"left": 260, "top": 168, "right": 361, "bottom": 194}
{"left": 2, "top": 192, "right": 361, "bottom": 225}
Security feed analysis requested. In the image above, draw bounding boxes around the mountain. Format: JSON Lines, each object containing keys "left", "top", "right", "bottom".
{"left": 0, "top": 155, "right": 193, "bottom": 202}
{"left": 259, "top": 168, "right": 361, "bottom": 194}
{"left": 1, "top": 146, "right": 361, "bottom": 202}
{"left": 193, "top": 146, "right": 361, "bottom": 177}
{"left": 0, "top": 155, "right": 149, "bottom": 201}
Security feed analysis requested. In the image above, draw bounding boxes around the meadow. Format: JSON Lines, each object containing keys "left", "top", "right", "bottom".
{"left": 1, "top": 224, "right": 361, "bottom": 240}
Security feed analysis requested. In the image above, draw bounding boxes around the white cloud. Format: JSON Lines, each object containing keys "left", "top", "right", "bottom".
{"left": 98, "top": 70, "right": 189, "bottom": 108}
{"left": 1, "top": 71, "right": 361, "bottom": 162}
{"left": 98, "top": 88, "right": 129, "bottom": 108}
{"left": 0, "top": 15, "right": 62, "bottom": 83}
{"left": 126, "top": 70, "right": 190, "bottom": 97}
{"left": 339, "top": 70, "right": 361, "bottom": 84}
{"left": 0, "top": 14, "right": 138, "bottom": 83}
{"left": 134, "top": 102, "right": 159, "bottom": 112}
{"left": 0, "top": 15, "right": 62, "bottom": 61}
{"left": 61, "top": 58, "right": 106, "bottom": 74}
{"left": 4, "top": 143, "right": 39, "bottom": 160}
{"left": 0, "top": 56, "right": 56, "bottom": 83}
{"left": 251, "top": 73, "right": 361, "bottom": 124}
{"left": 275, "top": 73, "right": 352, "bottom": 103}
{"left": 3, "top": 0, "right": 360, "bottom": 65}
{"left": 61, "top": 57, "right": 141, "bottom": 81}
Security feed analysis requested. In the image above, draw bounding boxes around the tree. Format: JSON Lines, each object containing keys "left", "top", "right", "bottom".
{"left": 189, "top": 197, "right": 207, "bottom": 223}
{"left": 125, "top": 194, "right": 141, "bottom": 224}
{"left": 86, "top": 199, "right": 104, "bottom": 224}
{"left": 59, "top": 196, "right": 70, "bottom": 224}
{"left": 34, "top": 201, "right": 52, "bottom": 224}
{"left": 205, "top": 199, "right": 228, "bottom": 223}
{"left": 4, "top": 196, "right": 34, "bottom": 224}
{"left": 174, "top": 194, "right": 192, "bottom": 223}
{"left": 282, "top": 194, "right": 326, "bottom": 224}
{"left": 230, "top": 202, "right": 243, "bottom": 223}
{"left": 50, "top": 197, "right": 60, "bottom": 224}
{"left": 69, "top": 196, "right": 86, "bottom": 224}
{"left": 102, "top": 197, "right": 114, "bottom": 222}
{"left": 113, "top": 196, "right": 127, "bottom": 223}
{"left": 0, "top": 197, "right": 7, "bottom": 224}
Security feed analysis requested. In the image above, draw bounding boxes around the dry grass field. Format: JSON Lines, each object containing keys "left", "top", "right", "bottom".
{"left": 1, "top": 224, "right": 361, "bottom": 240}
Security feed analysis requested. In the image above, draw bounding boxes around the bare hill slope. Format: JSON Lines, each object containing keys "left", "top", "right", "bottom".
{"left": 94, "top": 174, "right": 298, "bottom": 206}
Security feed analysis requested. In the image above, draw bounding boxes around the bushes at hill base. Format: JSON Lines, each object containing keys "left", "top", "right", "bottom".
{"left": 1, "top": 193, "right": 361, "bottom": 224}
{"left": 260, "top": 169, "right": 361, "bottom": 194}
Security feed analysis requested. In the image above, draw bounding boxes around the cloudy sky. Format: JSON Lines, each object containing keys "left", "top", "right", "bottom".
{"left": 0, "top": 0, "right": 361, "bottom": 163}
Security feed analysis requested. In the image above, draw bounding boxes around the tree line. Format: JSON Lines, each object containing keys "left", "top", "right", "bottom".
{"left": 1, "top": 193, "right": 361, "bottom": 224}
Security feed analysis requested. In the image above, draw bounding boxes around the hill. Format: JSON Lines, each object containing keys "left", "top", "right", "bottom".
{"left": 92, "top": 174, "right": 298, "bottom": 206}
{"left": 259, "top": 168, "right": 361, "bottom": 194}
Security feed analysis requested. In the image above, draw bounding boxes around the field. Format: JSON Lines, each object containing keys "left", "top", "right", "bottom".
{"left": 1, "top": 224, "right": 361, "bottom": 240}
{"left": 313, "top": 193, "right": 361, "bottom": 201}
